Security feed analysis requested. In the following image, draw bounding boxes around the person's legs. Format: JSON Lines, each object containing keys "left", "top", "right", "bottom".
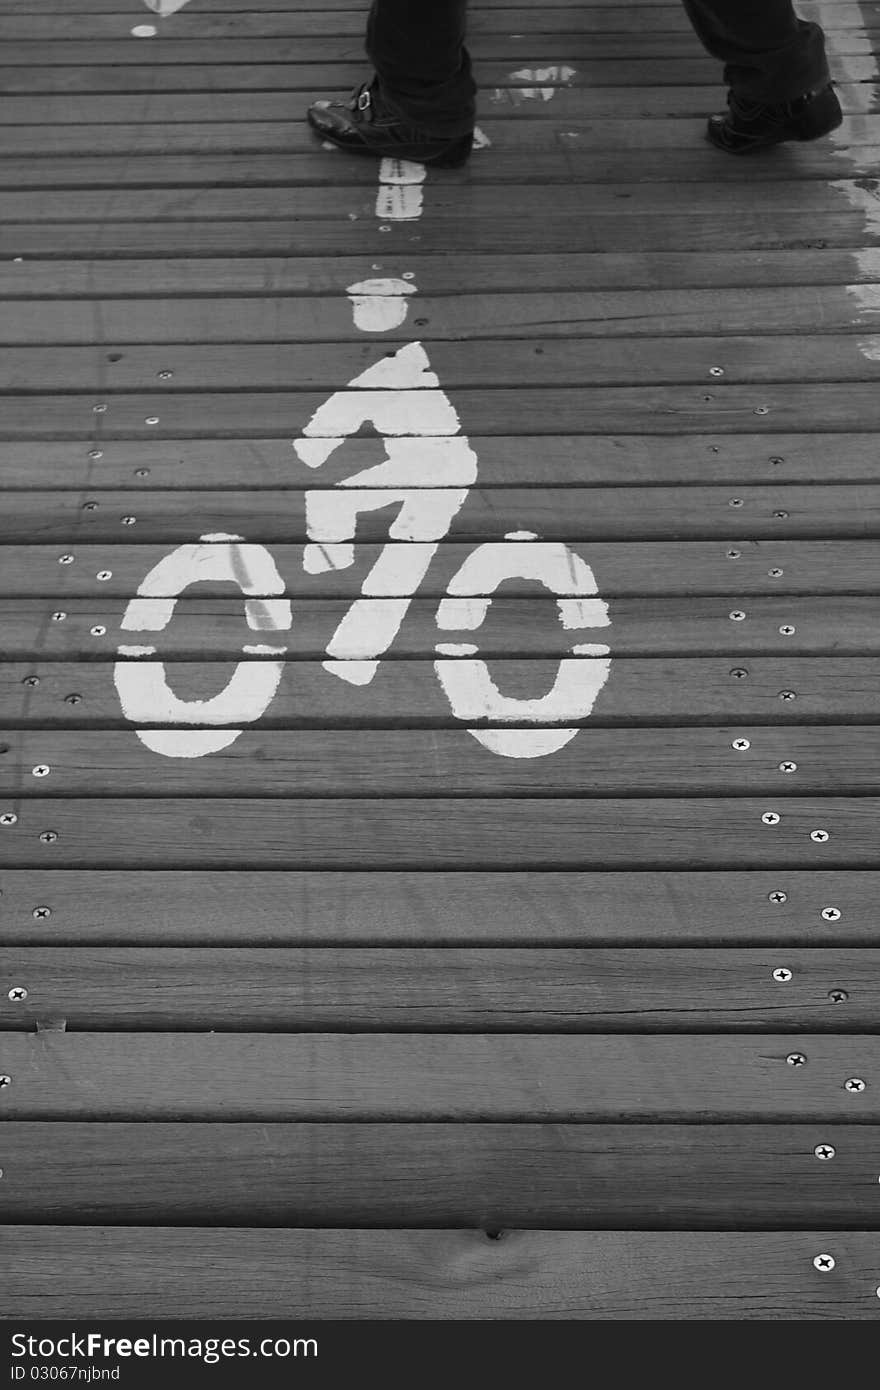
{"left": 683, "top": 0, "right": 841, "bottom": 151}
{"left": 683, "top": 0, "right": 829, "bottom": 101}
{"left": 307, "top": 0, "right": 474, "bottom": 163}
{"left": 366, "top": 0, "right": 475, "bottom": 137}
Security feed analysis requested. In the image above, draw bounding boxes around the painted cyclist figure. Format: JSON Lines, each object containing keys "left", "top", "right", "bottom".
{"left": 307, "top": 0, "right": 843, "bottom": 164}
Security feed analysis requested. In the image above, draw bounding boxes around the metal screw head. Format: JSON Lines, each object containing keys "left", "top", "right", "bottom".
{"left": 88, "top": 449, "right": 103, "bottom": 459}
{"left": 96, "top": 571, "right": 112, "bottom": 582}
{"left": 728, "top": 498, "right": 743, "bottom": 508}
{"left": 81, "top": 501, "right": 98, "bottom": 512}
{"left": 51, "top": 611, "right": 67, "bottom": 622}
{"left": 754, "top": 406, "right": 770, "bottom": 415}
{"left": 727, "top": 548, "right": 741, "bottom": 559}
{"left": 768, "top": 891, "right": 788, "bottom": 904}
{"left": 157, "top": 370, "right": 173, "bottom": 379}
{"left": 768, "top": 568, "right": 784, "bottom": 578}
{"left": 32, "top": 906, "right": 51, "bottom": 920}
{"left": 778, "top": 624, "right": 796, "bottom": 635}
{"left": 821, "top": 907, "right": 841, "bottom": 922}
{"left": 810, "top": 829, "right": 830, "bottom": 843}
{"left": 778, "top": 690, "right": 797, "bottom": 701}
{"left": 144, "top": 416, "right": 160, "bottom": 425}
{"left": 729, "top": 610, "right": 747, "bottom": 622}
{"left": 762, "top": 812, "right": 781, "bottom": 825}
{"left": 64, "top": 693, "right": 82, "bottom": 705}
{"left": 134, "top": 468, "right": 150, "bottom": 478}
{"left": 730, "top": 668, "right": 749, "bottom": 679}
{"left": 772, "top": 967, "right": 793, "bottom": 982}
{"left": 828, "top": 989, "right": 849, "bottom": 1003}
{"left": 732, "top": 738, "right": 751, "bottom": 751}
{"left": 814, "top": 1144, "right": 835, "bottom": 1160}
{"left": 90, "top": 625, "right": 106, "bottom": 637}
{"left": 773, "top": 510, "right": 789, "bottom": 519}
{"left": 813, "top": 1254, "right": 835, "bottom": 1272}
{"left": 0, "top": 813, "right": 18, "bottom": 827}
{"left": 92, "top": 403, "right": 108, "bottom": 414}
{"left": 7, "top": 987, "right": 27, "bottom": 1002}
{"left": 22, "top": 675, "right": 39, "bottom": 688}
{"left": 845, "top": 1078, "right": 866, "bottom": 1093}
{"left": 710, "top": 367, "right": 725, "bottom": 377}
{"left": 0, "top": 1075, "right": 11, "bottom": 1088}
{"left": 786, "top": 1052, "right": 807, "bottom": 1066}
{"left": 769, "top": 456, "right": 785, "bottom": 465}
{"left": 31, "top": 765, "right": 50, "bottom": 778}
{"left": 779, "top": 761, "right": 798, "bottom": 773}
{"left": 120, "top": 515, "right": 136, "bottom": 526}
{"left": 39, "top": 830, "right": 58, "bottom": 844}
{"left": 58, "top": 554, "right": 75, "bottom": 565}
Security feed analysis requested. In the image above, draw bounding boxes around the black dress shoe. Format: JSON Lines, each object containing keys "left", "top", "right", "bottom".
{"left": 308, "top": 80, "right": 473, "bottom": 167}
{"left": 707, "top": 81, "right": 842, "bottom": 153}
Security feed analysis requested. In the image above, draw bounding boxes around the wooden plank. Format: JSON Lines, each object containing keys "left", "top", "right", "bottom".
{"left": 0, "top": 947, "right": 876, "bottom": 1031}
{"left": 6, "top": 340, "right": 880, "bottom": 390}
{"left": 4, "top": 0, "right": 870, "bottom": 14}
{"left": 0, "top": 435, "right": 876, "bottom": 488}
{"left": 4, "top": 728, "right": 880, "bottom": 798}
{"left": 0, "top": 868, "right": 871, "bottom": 945}
{"left": 1, "top": 211, "right": 871, "bottom": 256}
{"left": 0, "top": 1033, "right": 877, "bottom": 1118}
{"left": 3, "top": 486, "right": 880, "bottom": 543}
{"left": 1, "top": 543, "right": 878, "bottom": 596}
{"left": 2, "top": 251, "right": 878, "bottom": 298}
{"left": 1, "top": 1122, "right": 876, "bottom": 1227}
{"left": 6, "top": 385, "right": 880, "bottom": 436}
{"left": 4, "top": 659, "right": 880, "bottom": 726}
{"left": 5, "top": 596, "right": 880, "bottom": 658}
{"left": 1, "top": 115, "right": 876, "bottom": 156}
{"left": 3, "top": 1226, "right": 879, "bottom": 1319}
{"left": 0, "top": 797, "right": 876, "bottom": 868}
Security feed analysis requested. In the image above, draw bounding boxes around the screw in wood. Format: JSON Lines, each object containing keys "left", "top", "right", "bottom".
{"left": 778, "top": 690, "right": 797, "bottom": 701}
{"left": 729, "top": 610, "right": 747, "bottom": 622}
{"left": 64, "top": 694, "right": 82, "bottom": 705}
{"left": 7, "top": 987, "right": 27, "bottom": 1002}
{"left": 22, "top": 675, "right": 39, "bottom": 687}
{"left": 769, "top": 456, "right": 785, "bottom": 465}
{"left": 157, "top": 371, "right": 174, "bottom": 380}
{"left": 0, "top": 814, "right": 18, "bottom": 827}
{"left": 786, "top": 1053, "right": 807, "bottom": 1066}
{"left": 828, "top": 990, "right": 849, "bottom": 1004}
{"left": 92, "top": 404, "right": 108, "bottom": 414}
{"left": 88, "top": 449, "right": 103, "bottom": 459}
{"left": 729, "top": 668, "right": 749, "bottom": 679}
{"left": 731, "top": 738, "right": 751, "bottom": 751}
{"left": 144, "top": 417, "right": 160, "bottom": 425}
{"left": 120, "top": 516, "right": 137, "bottom": 526}
{"left": 768, "top": 569, "right": 784, "bottom": 578}
{"left": 773, "top": 510, "right": 789, "bottom": 518}
{"left": 96, "top": 571, "right": 112, "bottom": 582}
{"left": 762, "top": 812, "right": 781, "bottom": 825}
{"left": 728, "top": 498, "right": 743, "bottom": 508}
{"left": 772, "top": 967, "right": 793, "bottom": 982}
{"left": 821, "top": 908, "right": 841, "bottom": 921}
{"left": 810, "top": 830, "right": 830, "bottom": 843}
{"left": 32, "top": 906, "right": 51, "bottom": 920}
{"left": 81, "top": 502, "right": 98, "bottom": 512}
{"left": 134, "top": 468, "right": 150, "bottom": 478}
{"left": 39, "top": 831, "right": 58, "bottom": 844}
{"left": 90, "top": 626, "right": 106, "bottom": 637}
{"left": 0, "top": 1075, "right": 11, "bottom": 1088}
{"left": 813, "top": 1254, "right": 835, "bottom": 1272}
{"left": 58, "top": 554, "right": 75, "bottom": 565}
{"left": 727, "top": 548, "right": 741, "bottom": 558}
{"left": 51, "top": 612, "right": 67, "bottom": 623}
{"left": 779, "top": 762, "right": 798, "bottom": 773}
{"left": 768, "top": 891, "right": 788, "bottom": 904}
{"left": 31, "top": 766, "right": 50, "bottom": 778}
{"left": 844, "top": 1078, "right": 866, "bottom": 1093}
{"left": 754, "top": 406, "right": 770, "bottom": 415}
{"left": 813, "top": 1144, "right": 835, "bottom": 1160}
{"left": 778, "top": 624, "right": 796, "bottom": 635}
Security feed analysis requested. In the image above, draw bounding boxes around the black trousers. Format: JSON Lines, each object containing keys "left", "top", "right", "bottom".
{"left": 366, "top": 0, "right": 831, "bottom": 135}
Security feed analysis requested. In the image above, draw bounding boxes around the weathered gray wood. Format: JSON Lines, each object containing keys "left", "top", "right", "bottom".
{"left": 2, "top": 660, "right": 880, "bottom": 726}
{"left": 7, "top": 385, "right": 880, "bottom": 436}
{"left": 5, "top": 597, "right": 880, "bottom": 658}
{"left": 0, "top": 798, "right": 875, "bottom": 868}
{"left": 1, "top": 251, "right": 878, "bottom": 298}
{"left": 2, "top": 542, "right": 878, "bottom": 596}
{"left": 3, "top": 486, "right": 880, "bottom": 543}
{"left": 0, "top": 1033, "right": 876, "bottom": 1119}
{"left": 4, "top": 727, "right": 880, "bottom": 797}
{"left": 0, "top": 947, "right": 875, "bottom": 1031}
{"left": 3, "top": 1226, "right": 878, "bottom": 1319}
{"left": 1, "top": 435, "right": 877, "bottom": 488}
{"left": 0, "top": 869, "right": 869, "bottom": 945}
{"left": 1, "top": 1122, "right": 876, "bottom": 1227}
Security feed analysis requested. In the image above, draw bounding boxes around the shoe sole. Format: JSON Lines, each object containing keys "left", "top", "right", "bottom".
{"left": 707, "top": 96, "right": 843, "bottom": 154}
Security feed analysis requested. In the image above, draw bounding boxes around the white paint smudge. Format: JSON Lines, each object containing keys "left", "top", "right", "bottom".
{"left": 435, "top": 642, "right": 479, "bottom": 656}
{"left": 144, "top": 0, "right": 193, "bottom": 13}
{"left": 473, "top": 126, "right": 491, "bottom": 149}
{"left": 117, "top": 644, "right": 156, "bottom": 657}
{"left": 492, "top": 66, "right": 577, "bottom": 105}
{"left": 322, "top": 659, "right": 378, "bottom": 685}
{"left": 376, "top": 158, "right": 426, "bottom": 221}
{"left": 131, "top": 25, "right": 157, "bottom": 36}
{"left": 346, "top": 276, "right": 417, "bottom": 332}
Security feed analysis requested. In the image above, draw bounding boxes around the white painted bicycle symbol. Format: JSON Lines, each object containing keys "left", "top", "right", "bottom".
{"left": 114, "top": 279, "right": 611, "bottom": 760}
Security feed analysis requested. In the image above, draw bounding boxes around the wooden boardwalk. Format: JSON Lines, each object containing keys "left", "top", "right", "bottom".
{"left": 1, "top": 0, "right": 879, "bottom": 1321}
